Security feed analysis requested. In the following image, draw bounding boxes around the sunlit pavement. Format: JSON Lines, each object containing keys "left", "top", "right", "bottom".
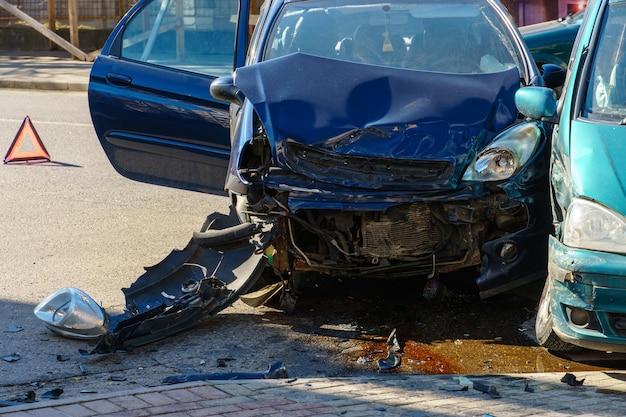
{"left": 1, "top": 51, "right": 625, "bottom": 417}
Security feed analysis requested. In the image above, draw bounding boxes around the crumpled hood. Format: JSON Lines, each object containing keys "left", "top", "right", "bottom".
{"left": 234, "top": 53, "right": 520, "bottom": 186}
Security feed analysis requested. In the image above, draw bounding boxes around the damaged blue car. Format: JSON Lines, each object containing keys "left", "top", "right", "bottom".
{"left": 51, "top": 0, "right": 564, "bottom": 350}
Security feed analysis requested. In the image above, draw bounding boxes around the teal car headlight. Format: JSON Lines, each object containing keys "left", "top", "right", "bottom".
{"left": 564, "top": 198, "right": 626, "bottom": 253}
{"left": 462, "top": 123, "right": 541, "bottom": 182}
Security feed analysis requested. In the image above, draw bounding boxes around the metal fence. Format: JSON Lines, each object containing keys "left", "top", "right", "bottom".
{"left": 0, "top": 0, "right": 138, "bottom": 29}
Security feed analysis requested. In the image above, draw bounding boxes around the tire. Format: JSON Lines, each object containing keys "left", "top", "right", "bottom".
{"left": 535, "top": 279, "right": 580, "bottom": 353}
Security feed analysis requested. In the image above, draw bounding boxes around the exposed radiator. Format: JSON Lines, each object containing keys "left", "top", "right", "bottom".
{"left": 361, "top": 204, "right": 441, "bottom": 259}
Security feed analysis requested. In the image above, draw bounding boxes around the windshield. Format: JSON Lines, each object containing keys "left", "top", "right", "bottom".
{"left": 263, "top": 0, "right": 523, "bottom": 74}
{"left": 584, "top": 3, "right": 626, "bottom": 122}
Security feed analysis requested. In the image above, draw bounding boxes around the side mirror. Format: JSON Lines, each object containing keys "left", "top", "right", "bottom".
{"left": 210, "top": 76, "right": 245, "bottom": 106}
{"left": 34, "top": 287, "right": 107, "bottom": 339}
{"left": 515, "top": 87, "right": 558, "bottom": 121}
{"left": 541, "top": 63, "right": 566, "bottom": 89}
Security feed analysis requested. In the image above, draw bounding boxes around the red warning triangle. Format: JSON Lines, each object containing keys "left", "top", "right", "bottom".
{"left": 4, "top": 116, "right": 50, "bottom": 163}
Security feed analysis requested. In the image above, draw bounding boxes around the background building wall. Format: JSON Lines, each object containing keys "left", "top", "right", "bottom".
{"left": 0, "top": 0, "right": 588, "bottom": 52}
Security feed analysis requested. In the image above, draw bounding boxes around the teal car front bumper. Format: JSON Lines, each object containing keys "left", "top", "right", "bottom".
{"left": 548, "top": 235, "right": 626, "bottom": 352}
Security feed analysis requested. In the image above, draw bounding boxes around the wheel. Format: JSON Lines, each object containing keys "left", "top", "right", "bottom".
{"left": 535, "top": 279, "right": 580, "bottom": 353}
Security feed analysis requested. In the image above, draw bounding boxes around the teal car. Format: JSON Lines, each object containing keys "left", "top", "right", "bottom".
{"left": 520, "top": 10, "right": 584, "bottom": 69}
{"left": 516, "top": 0, "right": 626, "bottom": 353}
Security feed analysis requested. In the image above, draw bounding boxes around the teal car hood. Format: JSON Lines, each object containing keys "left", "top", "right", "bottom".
{"left": 570, "top": 119, "right": 626, "bottom": 214}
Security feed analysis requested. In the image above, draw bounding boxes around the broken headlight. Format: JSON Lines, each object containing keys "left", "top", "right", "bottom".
{"left": 462, "top": 122, "right": 540, "bottom": 182}
{"left": 564, "top": 198, "right": 626, "bottom": 254}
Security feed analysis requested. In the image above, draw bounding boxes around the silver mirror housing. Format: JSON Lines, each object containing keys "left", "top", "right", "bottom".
{"left": 34, "top": 287, "right": 108, "bottom": 339}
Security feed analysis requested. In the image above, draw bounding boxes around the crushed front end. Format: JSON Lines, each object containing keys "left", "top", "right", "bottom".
{"left": 218, "top": 53, "right": 551, "bottom": 300}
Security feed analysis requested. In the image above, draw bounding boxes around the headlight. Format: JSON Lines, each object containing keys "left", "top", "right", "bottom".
{"left": 462, "top": 123, "right": 541, "bottom": 181}
{"left": 564, "top": 198, "right": 626, "bottom": 254}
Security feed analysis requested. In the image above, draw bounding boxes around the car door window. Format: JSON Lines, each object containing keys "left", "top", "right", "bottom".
{"left": 584, "top": 3, "right": 626, "bottom": 121}
{"left": 121, "top": 0, "right": 238, "bottom": 77}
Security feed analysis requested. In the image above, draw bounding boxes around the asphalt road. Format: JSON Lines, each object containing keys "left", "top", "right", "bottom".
{"left": 0, "top": 89, "right": 229, "bottom": 390}
{"left": 2, "top": 89, "right": 626, "bottom": 404}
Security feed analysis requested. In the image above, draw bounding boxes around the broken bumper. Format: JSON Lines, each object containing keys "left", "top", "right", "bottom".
{"left": 476, "top": 189, "right": 551, "bottom": 299}
{"left": 35, "top": 236, "right": 266, "bottom": 353}
{"left": 546, "top": 236, "right": 626, "bottom": 353}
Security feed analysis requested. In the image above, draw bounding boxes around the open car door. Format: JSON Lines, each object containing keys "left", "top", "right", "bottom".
{"left": 88, "top": 0, "right": 252, "bottom": 194}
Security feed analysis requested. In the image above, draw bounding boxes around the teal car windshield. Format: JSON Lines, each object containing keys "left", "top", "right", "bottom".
{"left": 585, "top": 2, "right": 626, "bottom": 122}
{"left": 263, "top": 0, "right": 524, "bottom": 75}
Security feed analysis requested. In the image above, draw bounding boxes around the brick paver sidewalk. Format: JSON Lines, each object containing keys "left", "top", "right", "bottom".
{"left": 2, "top": 371, "right": 626, "bottom": 416}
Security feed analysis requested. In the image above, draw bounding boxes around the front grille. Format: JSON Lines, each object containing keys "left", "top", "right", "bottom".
{"left": 284, "top": 142, "right": 453, "bottom": 187}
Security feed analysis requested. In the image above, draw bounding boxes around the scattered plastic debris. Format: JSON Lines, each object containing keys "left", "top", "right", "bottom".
{"left": 56, "top": 355, "right": 70, "bottom": 362}
{"left": 524, "top": 382, "right": 535, "bottom": 392}
{"left": 0, "top": 390, "right": 36, "bottom": 407}
{"left": 41, "top": 388, "right": 63, "bottom": 400}
{"left": 455, "top": 376, "right": 474, "bottom": 388}
{"left": 2, "top": 353, "right": 21, "bottom": 362}
{"left": 387, "top": 328, "right": 402, "bottom": 352}
{"left": 561, "top": 373, "right": 585, "bottom": 386}
{"left": 376, "top": 328, "right": 404, "bottom": 371}
{"left": 217, "top": 357, "right": 235, "bottom": 367}
{"left": 4, "top": 324, "right": 24, "bottom": 333}
{"left": 440, "top": 385, "right": 469, "bottom": 392}
{"left": 17, "top": 391, "right": 36, "bottom": 403}
{"left": 357, "top": 349, "right": 384, "bottom": 364}
{"left": 377, "top": 349, "right": 402, "bottom": 371}
{"left": 162, "top": 361, "right": 288, "bottom": 384}
{"left": 473, "top": 381, "right": 501, "bottom": 399}
{"left": 109, "top": 376, "right": 127, "bottom": 382}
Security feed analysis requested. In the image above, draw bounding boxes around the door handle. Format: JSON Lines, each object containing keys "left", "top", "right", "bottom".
{"left": 106, "top": 72, "right": 132, "bottom": 87}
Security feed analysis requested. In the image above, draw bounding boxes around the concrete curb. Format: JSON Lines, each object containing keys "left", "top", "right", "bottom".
{"left": 0, "top": 79, "right": 88, "bottom": 91}
{"left": 0, "top": 51, "right": 91, "bottom": 91}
